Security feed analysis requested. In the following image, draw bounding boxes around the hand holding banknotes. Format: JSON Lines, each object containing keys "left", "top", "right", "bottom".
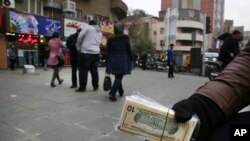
{"left": 172, "top": 45, "right": 250, "bottom": 141}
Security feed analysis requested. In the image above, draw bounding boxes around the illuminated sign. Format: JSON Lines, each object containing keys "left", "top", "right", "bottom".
{"left": 101, "top": 20, "right": 114, "bottom": 34}
{"left": 16, "top": 34, "right": 38, "bottom": 44}
{"left": 64, "top": 18, "right": 87, "bottom": 37}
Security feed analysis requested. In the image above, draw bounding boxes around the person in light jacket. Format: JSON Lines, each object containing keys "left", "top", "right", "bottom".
{"left": 47, "top": 32, "right": 66, "bottom": 87}
{"left": 106, "top": 23, "right": 133, "bottom": 101}
{"left": 75, "top": 20, "right": 102, "bottom": 92}
{"left": 172, "top": 39, "right": 250, "bottom": 141}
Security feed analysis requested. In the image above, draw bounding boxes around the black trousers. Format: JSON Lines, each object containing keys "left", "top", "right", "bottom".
{"left": 9, "top": 59, "right": 15, "bottom": 70}
{"left": 51, "top": 65, "right": 61, "bottom": 83}
{"left": 70, "top": 59, "right": 78, "bottom": 86}
{"left": 109, "top": 74, "right": 124, "bottom": 97}
{"left": 168, "top": 64, "right": 174, "bottom": 77}
{"left": 78, "top": 53, "right": 99, "bottom": 89}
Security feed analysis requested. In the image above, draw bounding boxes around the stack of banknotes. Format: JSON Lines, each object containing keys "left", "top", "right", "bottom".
{"left": 118, "top": 94, "right": 199, "bottom": 141}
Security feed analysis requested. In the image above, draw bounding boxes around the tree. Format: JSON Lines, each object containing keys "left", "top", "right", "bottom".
{"left": 127, "top": 19, "right": 155, "bottom": 55}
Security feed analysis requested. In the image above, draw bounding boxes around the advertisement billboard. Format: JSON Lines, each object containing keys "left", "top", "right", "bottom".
{"left": 100, "top": 20, "right": 114, "bottom": 34}
{"left": 9, "top": 10, "right": 61, "bottom": 36}
{"left": 64, "top": 18, "right": 87, "bottom": 37}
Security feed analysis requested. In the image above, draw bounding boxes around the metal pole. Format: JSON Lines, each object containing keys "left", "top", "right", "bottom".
{"left": 165, "top": 8, "right": 170, "bottom": 54}
{"left": 202, "top": 14, "right": 206, "bottom": 76}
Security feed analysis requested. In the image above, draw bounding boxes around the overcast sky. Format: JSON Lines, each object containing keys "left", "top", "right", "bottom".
{"left": 122, "top": 0, "right": 250, "bottom": 31}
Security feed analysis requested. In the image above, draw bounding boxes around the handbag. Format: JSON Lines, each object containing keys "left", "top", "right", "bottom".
{"left": 57, "top": 53, "right": 64, "bottom": 67}
{"left": 103, "top": 73, "right": 112, "bottom": 91}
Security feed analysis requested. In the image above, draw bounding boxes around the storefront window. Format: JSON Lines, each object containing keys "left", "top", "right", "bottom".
{"left": 6, "top": 42, "right": 39, "bottom": 67}
{"left": 18, "top": 49, "right": 39, "bottom": 66}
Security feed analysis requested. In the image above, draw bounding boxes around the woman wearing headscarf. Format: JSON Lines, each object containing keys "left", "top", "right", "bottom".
{"left": 106, "top": 23, "right": 133, "bottom": 101}
{"left": 47, "top": 32, "right": 66, "bottom": 87}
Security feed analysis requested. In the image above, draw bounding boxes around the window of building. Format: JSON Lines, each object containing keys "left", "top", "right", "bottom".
{"left": 160, "top": 40, "right": 165, "bottom": 46}
{"left": 21, "top": 0, "right": 29, "bottom": 12}
{"left": 181, "top": 41, "right": 193, "bottom": 46}
{"left": 36, "top": 0, "right": 42, "bottom": 15}
{"left": 160, "top": 28, "right": 164, "bottom": 34}
{"left": 18, "top": 0, "right": 43, "bottom": 15}
{"left": 154, "top": 31, "right": 157, "bottom": 35}
{"left": 30, "top": 0, "right": 36, "bottom": 14}
{"left": 76, "top": 9, "right": 82, "bottom": 19}
{"left": 181, "top": 28, "right": 195, "bottom": 34}
{"left": 93, "top": 14, "right": 108, "bottom": 25}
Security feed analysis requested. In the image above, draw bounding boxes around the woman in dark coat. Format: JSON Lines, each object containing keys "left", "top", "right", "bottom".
{"left": 106, "top": 23, "right": 133, "bottom": 101}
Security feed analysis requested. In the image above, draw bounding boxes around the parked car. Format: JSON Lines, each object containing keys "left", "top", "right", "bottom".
{"left": 205, "top": 52, "right": 219, "bottom": 62}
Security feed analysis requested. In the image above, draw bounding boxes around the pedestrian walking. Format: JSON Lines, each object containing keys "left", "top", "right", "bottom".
{"left": 167, "top": 43, "right": 175, "bottom": 78}
{"left": 106, "top": 22, "right": 133, "bottom": 101}
{"left": 39, "top": 44, "right": 49, "bottom": 71}
{"left": 43, "top": 46, "right": 49, "bottom": 71}
{"left": 8, "top": 43, "right": 16, "bottom": 71}
{"left": 66, "top": 27, "right": 82, "bottom": 88}
{"left": 141, "top": 52, "right": 148, "bottom": 70}
{"left": 75, "top": 20, "right": 102, "bottom": 92}
{"left": 218, "top": 30, "right": 242, "bottom": 70}
{"left": 47, "top": 32, "right": 66, "bottom": 87}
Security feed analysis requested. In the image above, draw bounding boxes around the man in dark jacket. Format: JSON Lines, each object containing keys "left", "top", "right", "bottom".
{"left": 8, "top": 43, "right": 16, "bottom": 70}
{"left": 218, "top": 30, "right": 242, "bottom": 70}
{"left": 172, "top": 42, "right": 250, "bottom": 141}
{"left": 66, "top": 27, "right": 82, "bottom": 88}
{"left": 141, "top": 52, "right": 148, "bottom": 70}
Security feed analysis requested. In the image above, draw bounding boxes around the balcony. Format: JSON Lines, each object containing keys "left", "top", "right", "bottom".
{"left": 174, "top": 46, "right": 193, "bottom": 52}
{"left": 177, "top": 33, "right": 203, "bottom": 42}
{"left": 111, "top": 0, "right": 128, "bottom": 20}
{"left": 177, "top": 21, "right": 204, "bottom": 30}
{"left": 44, "top": 2, "right": 62, "bottom": 10}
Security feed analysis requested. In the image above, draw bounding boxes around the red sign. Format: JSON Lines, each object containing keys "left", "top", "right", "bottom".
{"left": 16, "top": 35, "right": 38, "bottom": 44}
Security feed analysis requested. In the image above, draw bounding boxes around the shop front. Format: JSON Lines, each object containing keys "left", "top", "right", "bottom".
{"left": 100, "top": 20, "right": 114, "bottom": 66}
{"left": 63, "top": 18, "right": 87, "bottom": 65}
{"left": 63, "top": 18, "right": 114, "bottom": 67}
{"left": 4, "top": 9, "right": 62, "bottom": 68}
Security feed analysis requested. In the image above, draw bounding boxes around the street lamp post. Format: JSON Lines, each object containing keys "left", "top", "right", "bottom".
{"left": 202, "top": 14, "right": 207, "bottom": 76}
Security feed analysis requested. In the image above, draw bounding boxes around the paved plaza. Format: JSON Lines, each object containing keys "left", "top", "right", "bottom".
{"left": 0, "top": 67, "right": 210, "bottom": 141}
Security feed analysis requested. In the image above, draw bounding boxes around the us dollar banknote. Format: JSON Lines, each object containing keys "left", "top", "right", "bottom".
{"left": 119, "top": 95, "right": 199, "bottom": 141}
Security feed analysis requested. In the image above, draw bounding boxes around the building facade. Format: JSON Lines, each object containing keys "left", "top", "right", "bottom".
{"left": 161, "top": 0, "right": 224, "bottom": 50}
{"left": 0, "top": 0, "right": 127, "bottom": 69}
{"left": 243, "top": 31, "right": 250, "bottom": 48}
{"left": 122, "top": 12, "right": 165, "bottom": 58}
{"left": 151, "top": 21, "right": 166, "bottom": 55}
{"left": 165, "top": 0, "right": 205, "bottom": 68}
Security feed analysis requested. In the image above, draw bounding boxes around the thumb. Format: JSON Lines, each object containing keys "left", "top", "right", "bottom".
{"left": 172, "top": 98, "right": 194, "bottom": 123}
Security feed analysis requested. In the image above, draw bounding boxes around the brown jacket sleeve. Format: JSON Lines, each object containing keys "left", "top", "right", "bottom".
{"left": 196, "top": 47, "right": 250, "bottom": 119}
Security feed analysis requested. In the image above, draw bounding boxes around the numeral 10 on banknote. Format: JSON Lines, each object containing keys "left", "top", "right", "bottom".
{"left": 127, "top": 105, "right": 135, "bottom": 112}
